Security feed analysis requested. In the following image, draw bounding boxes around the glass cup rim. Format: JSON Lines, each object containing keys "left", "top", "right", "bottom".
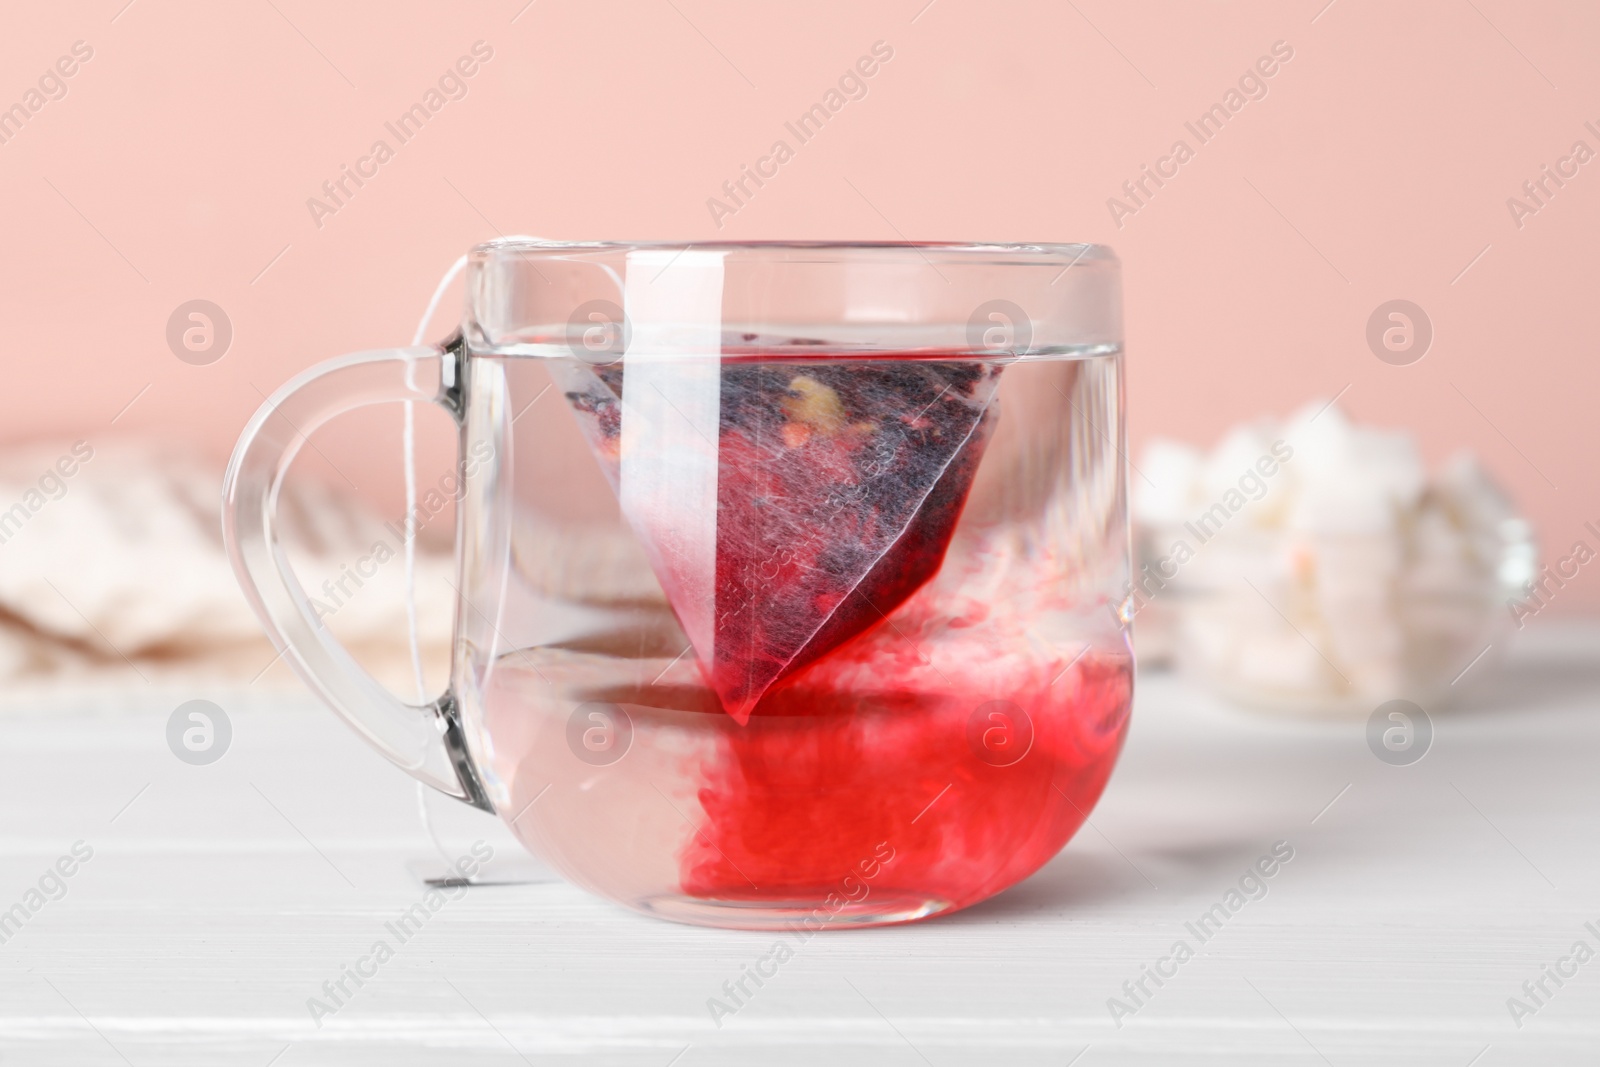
{"left": 469, "top": 237, "right": 1116, "bottom": 264}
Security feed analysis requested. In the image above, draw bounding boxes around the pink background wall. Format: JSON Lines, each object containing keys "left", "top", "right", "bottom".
{"left": 3, "top": 0, "right": 1595, "bottom": 606}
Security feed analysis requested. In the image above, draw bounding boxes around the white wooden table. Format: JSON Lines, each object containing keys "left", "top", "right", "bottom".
{"left": 2, "top": 623, "right": 1597, "bottom": 1065}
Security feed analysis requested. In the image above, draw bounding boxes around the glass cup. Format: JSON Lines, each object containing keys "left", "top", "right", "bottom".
{"left": 224, "top": 240, "right": 1132, "bottom": 929}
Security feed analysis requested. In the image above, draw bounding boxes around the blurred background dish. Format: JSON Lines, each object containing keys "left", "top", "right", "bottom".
{"left": 1131, "top": 400, "right": 1537, "bottom": 715}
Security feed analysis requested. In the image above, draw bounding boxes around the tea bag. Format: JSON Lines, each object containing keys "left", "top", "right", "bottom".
{"left": 556, "top": 253, "right": 1001, "bottom": 722}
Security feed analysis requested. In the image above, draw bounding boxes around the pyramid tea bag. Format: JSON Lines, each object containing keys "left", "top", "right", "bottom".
{"left": 556, "top": 253, "right": 1002, "bottom": 722}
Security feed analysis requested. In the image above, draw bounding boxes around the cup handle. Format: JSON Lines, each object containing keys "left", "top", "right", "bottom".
{"left": 221, "top": 338, "right": 491, "bottom": 810}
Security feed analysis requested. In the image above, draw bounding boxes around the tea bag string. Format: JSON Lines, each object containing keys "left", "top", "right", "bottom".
{"left": 405, "top": 239, "right": 552, "bottom": 872}
{"left": 404, "top": 253, "right": 466, "bottom": 871}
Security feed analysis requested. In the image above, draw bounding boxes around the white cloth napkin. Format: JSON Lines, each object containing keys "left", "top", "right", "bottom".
{"left": 0, "top": 439, "right": 453, "bottom": 698}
